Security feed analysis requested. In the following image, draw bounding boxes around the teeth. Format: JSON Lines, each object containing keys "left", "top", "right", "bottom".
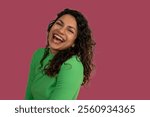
{"left": 54, "top": 34, "right": 64, "bottom": 41}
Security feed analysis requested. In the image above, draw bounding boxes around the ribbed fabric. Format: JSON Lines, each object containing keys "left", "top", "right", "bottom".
{"left": 25, "top": 48, "right": 83, "bottom": 100}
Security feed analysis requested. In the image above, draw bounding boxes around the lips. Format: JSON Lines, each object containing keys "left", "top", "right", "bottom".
{"left": 53, "top": 33, "right": 65, "bottom": 43}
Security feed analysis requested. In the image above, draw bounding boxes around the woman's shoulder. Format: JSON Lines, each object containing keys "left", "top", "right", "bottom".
{"left": 31, "top": 48, "right": 45, "bottom": 62}
{"left": 62, "top": 55, "right": 83, "bottom": 70}
{"left": 64, "top": 55, "right": 82, "bottom": 64}
{"left": 33, "top": 48, "right": 45, "bottom": 56}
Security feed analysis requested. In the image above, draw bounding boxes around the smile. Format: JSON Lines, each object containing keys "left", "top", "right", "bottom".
{"left": 53, "top": 33, "right": 65, "bottom": 43}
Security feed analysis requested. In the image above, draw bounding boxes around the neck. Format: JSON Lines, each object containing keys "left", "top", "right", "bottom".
{"left": 49, "top": 48, "right": 58, "bottom": 55}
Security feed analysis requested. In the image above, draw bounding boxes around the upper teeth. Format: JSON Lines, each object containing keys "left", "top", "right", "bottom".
{"left": 54, "top": 34, "right": 63, "bottom": 41}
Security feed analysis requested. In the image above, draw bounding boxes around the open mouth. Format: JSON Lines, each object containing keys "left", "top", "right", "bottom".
{"left": 52, "top": 33, "right": 65, "bottom": 43}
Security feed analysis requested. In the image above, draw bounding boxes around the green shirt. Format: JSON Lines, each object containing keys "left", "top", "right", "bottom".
{"left": 25, "top": 48, "right": 83, "bottom": 100}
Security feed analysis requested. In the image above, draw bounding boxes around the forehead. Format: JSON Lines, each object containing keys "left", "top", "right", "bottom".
{"left": 57, "top": 14, "right": 77, "bottom": 27}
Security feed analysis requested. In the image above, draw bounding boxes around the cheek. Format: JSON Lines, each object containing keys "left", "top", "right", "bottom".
{"left": 67, "top": 32, "right": 77, "bottom": 41}
{"left": 67, "top": 37, "right": 76, "bottom": 45}
{"left": 48, "top": 26, "right": 56, "bottom": 36}
{"left": 70, "top": 35, "right": 77, "bottom": 43}
{"left": 69, "top": 33, "right": 77, "bottom": 43}
{"left": 51, "top": 25, "right": 59, "bottom": 31}
{"left": 48, "top": 31, "right": 53, "bottom": 39}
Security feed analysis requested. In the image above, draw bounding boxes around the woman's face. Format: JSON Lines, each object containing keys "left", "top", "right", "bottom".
{"left": 48, "top": 14, "right": 78, "bottom": 54}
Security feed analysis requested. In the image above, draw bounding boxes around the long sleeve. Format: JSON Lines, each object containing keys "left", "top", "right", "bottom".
{"left": 49, "top": 56, "right": 84, "bottom": 100}
{"left": 25, "top": 51, "right": 36, "bottom": 100}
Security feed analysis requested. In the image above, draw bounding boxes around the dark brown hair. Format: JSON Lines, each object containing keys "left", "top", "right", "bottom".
{"left": 39, "top": 8, "right": 95, "bottom": 85}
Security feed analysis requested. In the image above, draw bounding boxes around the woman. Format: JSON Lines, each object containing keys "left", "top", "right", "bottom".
{"left": 25, "top": 8, "right": 95, "bottom": 100}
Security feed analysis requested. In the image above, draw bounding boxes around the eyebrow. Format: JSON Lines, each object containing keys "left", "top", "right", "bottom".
{"left": 58, "top": 19, "right": 76, "bottom": 31}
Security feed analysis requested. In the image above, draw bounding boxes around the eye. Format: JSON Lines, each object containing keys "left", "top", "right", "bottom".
{"left": 67, "top": 28, "right": 74, "bottom": 34}
{"left": 68, "top": 29, "right": 74, "bottom": 33}
{"left": 56, "top": 22, "right": 62, "bottom": 26}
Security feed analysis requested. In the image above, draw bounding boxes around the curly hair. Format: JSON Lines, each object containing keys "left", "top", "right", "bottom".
{"left": 39, "top": 8, "right": 95, "bottom": 85}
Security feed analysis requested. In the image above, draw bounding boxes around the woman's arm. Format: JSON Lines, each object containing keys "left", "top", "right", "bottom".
{"left": 49, "top": 56, "right": 84, "bottom": 100}
{"left": 24, "top": 50, "right": 37, "bottom": 100}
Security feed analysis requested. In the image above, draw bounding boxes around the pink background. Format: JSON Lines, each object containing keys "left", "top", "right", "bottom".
{"left": 0, "top": 0, "right": 150, "bottom": 99}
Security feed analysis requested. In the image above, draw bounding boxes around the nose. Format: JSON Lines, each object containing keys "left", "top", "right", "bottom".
{"left": 59, "top": 27, "right": 66, "bottom": 34}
